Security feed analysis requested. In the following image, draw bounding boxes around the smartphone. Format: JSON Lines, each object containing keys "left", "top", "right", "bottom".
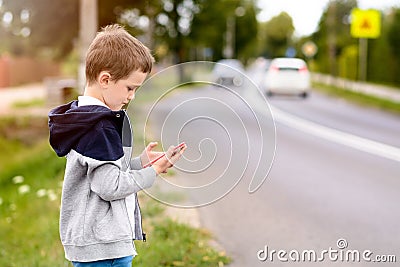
{"left": 172, "top": 142, "right": 186, "bottom": 155}
{"left": 143, "top": 142, "right": 186, "bottom": 168}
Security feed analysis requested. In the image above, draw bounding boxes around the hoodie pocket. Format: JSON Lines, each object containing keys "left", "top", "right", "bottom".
{"left": 93, "top": 201, "right": 131, "bottom": 242}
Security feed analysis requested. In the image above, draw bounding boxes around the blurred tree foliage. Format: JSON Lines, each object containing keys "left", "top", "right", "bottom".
{"left": 151, "top": 0, "right": 200, "bottom": 63}
{"left": 258, "top": 12, "right": 294, "bottom": 58}
{"left": 387, "top": 9, "right": 400, "bottom": 60}
{"left": 381, "top": 8, "right": 400, "bottom": 85}
{"left": 0, "top": 0, "right": 79, "bottom": 59}
{"left": 0, "top": 0, "right": 258, "bottom": 64}
{"left": 311, "top": 0, "right": 357, "bottom": 76}
{"left": 0, "top": 0, "right": 148, "bottom": 58}
{"left": 234, "top": 2, "right": 259, "bottom": 63}
{"left": 2, "top": 0, "right": 400, "bottom": 87}
{"left": 98, "top": 0, "right": 144, "bottom": 27}
{"left": 98, "top": 0, "right": 198, "bottom": 63}
{"left": 368, "top": 10, "right": 396, "bottom": 85}
{"left": 190, "top": 0, "right": 258, "bottom": 62}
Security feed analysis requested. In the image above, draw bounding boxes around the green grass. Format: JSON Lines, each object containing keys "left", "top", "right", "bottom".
{"left": 135, "top": 217, "right": 229, "bottom": 267}
{"left": 135, "top": 196, "right": 229, "bottom": 266}
{"left": 0, "top": 138, "right": 67, "bottom": 266}
{"left": 12, "top": 98, "right": 45, "bottom": 108}
{"left": 0, "top": 116, "right": 230, "bottom": 266}
{"left": 312, "top": 82, "right": 400, "bottom": 115}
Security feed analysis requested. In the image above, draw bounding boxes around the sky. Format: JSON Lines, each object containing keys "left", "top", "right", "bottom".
{"left": 257, "top": 0, "right": 400, "bottom": 37}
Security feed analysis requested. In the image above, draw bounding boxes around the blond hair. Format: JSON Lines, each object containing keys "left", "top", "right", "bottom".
{"left": 85, "top": 24, "right": 154, "bottom": 85}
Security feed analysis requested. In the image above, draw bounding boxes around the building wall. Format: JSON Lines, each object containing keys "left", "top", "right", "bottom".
{"left": 0, "top": 55, "right": 60, "bottom": 88}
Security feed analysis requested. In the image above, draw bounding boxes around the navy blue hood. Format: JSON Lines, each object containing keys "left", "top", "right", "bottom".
{"left": 48, "top": 101, "right": 128, "bottom": 158}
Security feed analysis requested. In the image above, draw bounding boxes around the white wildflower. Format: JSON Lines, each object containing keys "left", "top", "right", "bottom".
{"left": 18, "top": 184, "right": 30, "bottom": 195}
{"left": 36, "top": 189, "right": 47, "bottom": 198}
{"left": 48, "top": 194, "right": 57, "bottom": 202}
{"left": 0, "top": 197, "right": 3, "bottom": 205}
{"left": 47, "top": 189, "right": 57, "bottom": 201}
{"left": 12, "top": 175, "right": 24, "bottom": 184}
{"left": 6, "top": 217, "right": 12, "bottom": 223}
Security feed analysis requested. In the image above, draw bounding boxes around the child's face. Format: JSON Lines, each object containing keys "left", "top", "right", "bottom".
{"left": 102, "top": 70, "right": 148, "bottom": 111}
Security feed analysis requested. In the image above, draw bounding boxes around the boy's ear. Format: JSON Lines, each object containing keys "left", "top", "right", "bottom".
{"left": 98, "top": 71, "right": 111, "bottom": 88}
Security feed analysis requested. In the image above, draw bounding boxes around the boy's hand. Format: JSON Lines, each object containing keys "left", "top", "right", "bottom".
{"left": 140, "top": 142, "right": 163, "bottom": 167}
{"left": 152, "top": 145, "right": 186, "bottom": 174}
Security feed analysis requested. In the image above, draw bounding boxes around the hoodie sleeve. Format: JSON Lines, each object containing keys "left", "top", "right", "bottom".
{"left": 77, "top": 121, "right": 156, "bottom": 201}
{"left": 130, "top": 156, "right": 143, "bottom": 170}
{"left": 86, "top": 158, "right": 157, "bottom": 201}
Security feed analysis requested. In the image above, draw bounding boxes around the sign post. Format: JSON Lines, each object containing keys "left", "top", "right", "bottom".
{"left": 351, "top": 8, "right": 381, "bottom": 81}
{"left": 78, "top": 0, "right": 98, "bottom": 93}
{"left": 301, "top": 41, "right": 318, "bottom": 71}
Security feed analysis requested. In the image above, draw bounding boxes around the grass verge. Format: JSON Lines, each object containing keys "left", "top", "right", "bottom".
{"left": 12, "top": 98, "right": 45, "bottom": 109}
{"left": 312, "top": 82, "right": 400, "bottom": 115}
{"left": 135, "top": 197, "right": 230, "bottom": 267}
{"left": 0, "top": 116, "right": 230, "bottom": 266}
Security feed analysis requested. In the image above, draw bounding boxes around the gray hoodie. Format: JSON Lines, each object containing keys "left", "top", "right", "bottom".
{"left": 48, "top": 98, "right": 156, "bottom": 262}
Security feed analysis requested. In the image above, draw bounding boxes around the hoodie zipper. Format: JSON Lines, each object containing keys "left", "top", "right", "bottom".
{"left": 135, "top": 195, "right": 147, "bottom": 242}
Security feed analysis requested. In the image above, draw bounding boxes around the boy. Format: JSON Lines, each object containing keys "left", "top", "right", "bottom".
{"left": 48, "top": 24, "right": 185, "bottom": 266}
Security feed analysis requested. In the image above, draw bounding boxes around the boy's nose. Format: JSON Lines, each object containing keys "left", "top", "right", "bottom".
{"left": 127, "top": 92, "right": 135, "bottom": 100}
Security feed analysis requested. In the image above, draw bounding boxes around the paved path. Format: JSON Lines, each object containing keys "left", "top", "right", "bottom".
{"left": 0, "top": 83, "right": 47, "bottom": 115}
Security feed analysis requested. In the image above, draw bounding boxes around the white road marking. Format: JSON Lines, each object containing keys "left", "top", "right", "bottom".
{"left": 271, "top": 106, "right": 400, "bottom": 163}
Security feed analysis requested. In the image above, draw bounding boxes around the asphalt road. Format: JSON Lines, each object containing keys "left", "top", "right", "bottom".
{"left": 145, "top": 82, "right": 400, "bottom": 267}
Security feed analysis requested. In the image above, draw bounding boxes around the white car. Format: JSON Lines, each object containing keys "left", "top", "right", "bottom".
{"left": 212, "top": 59, "right": 245, "bottom": 86}
{"left": 264, "top": 58, "right": 310, "bottom": 98}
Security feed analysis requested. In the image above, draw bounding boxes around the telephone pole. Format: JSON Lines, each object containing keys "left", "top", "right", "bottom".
{"left": 78, "top": 0, "right": 98, "bottom": 93}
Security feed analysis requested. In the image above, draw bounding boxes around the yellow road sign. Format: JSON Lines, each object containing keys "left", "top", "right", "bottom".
{"left": 351, "top": 8, "right": 381, "bottom": 39}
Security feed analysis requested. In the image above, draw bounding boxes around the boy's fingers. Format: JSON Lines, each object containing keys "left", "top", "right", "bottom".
{"left": 179, "top": 145, "right": 187, "bottom": 154}
{"left": 169, "top": 146, "right": 186, "bottom": 164}
{"left": 165, "top": 146, "right": 175, "bottom": 156}
{"left": 157, "top": 145, "right": 186, "bottom": 169}
{"left": 174, "top": 145, "right": 186, "bottom": 157}
{"left": 146, "top": 142, "right": 158, "bottom": 151}
{"left": 162, "top": 146, "right": 175, "bottom": 165}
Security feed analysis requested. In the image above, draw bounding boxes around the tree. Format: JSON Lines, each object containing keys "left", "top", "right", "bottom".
{"left": 235, "top": 1, "right": 259, "bottom": 62}
{"left": 367, "top": 9, "right": 394, "bottom": 84}
{"left": 189, "top": 0, "right": 228, "bottom": 60}
{"left": 1, "top": 0, "right": 259, "bottom": 65}
{"left": 1, "top": 0, "right": 79, "bottom": 59}
{"left": 0, "top": 0, "right": 150, "bottom": 59}
{"left": 386, "top": 8, "right": 400, "bottom": 85}
{"left": 190, "top": 0, "right": 258, "bottom": 62}
{"left": 98, "top": 0, "right": 149, "bottom": 38}
{"left": 387, "top": 9, "right": 400, "bottom": 58}
{"left": 260, "top": 12, "right": 294, "bottom": 58}
{"left": 157, "top": 0, "right": 198, "bottom": 63}
{"left": 108, "top": 0, "right": 200, "bottom": 63}
{"left": 311, "top": 0, "right": 357, "bottom": 75}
